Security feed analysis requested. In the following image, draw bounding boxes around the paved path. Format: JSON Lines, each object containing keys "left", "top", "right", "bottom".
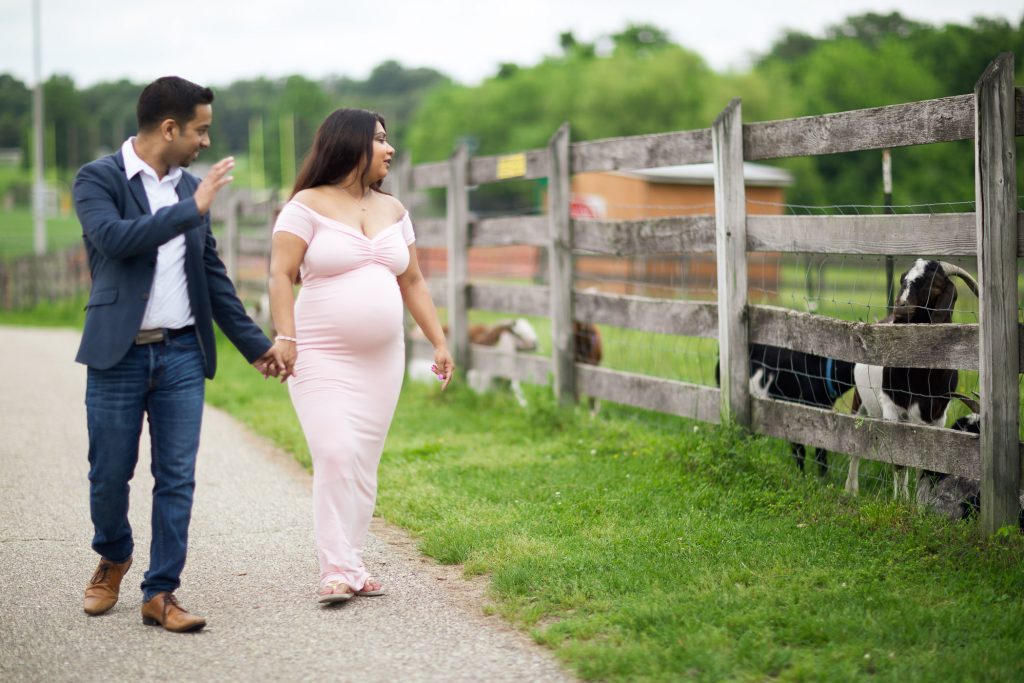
{"left": 0, "top": 326, "right": 573, "bottom": 683}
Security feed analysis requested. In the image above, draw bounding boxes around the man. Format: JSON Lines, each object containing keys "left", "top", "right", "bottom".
{"left": 72, "top": 76, "right": 287, "bottom": 632}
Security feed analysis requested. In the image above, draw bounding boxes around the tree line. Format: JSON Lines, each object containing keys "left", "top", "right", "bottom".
{"left": 0, "top": 12, "right": 1020, "bottom": 208}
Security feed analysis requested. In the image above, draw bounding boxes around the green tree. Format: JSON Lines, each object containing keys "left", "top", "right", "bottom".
{"left": 0, "top": 74, "right": 31, "bottom": 150}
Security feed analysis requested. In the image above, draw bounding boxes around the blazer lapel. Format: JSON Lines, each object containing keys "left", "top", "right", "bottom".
{"left": 128, "top": 175, "right": 152, "bottom": 215}
{"left": 115, "top": 150, "right": 152, "bottom": 215}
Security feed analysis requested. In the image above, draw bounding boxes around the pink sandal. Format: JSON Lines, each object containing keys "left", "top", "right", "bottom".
{"left": 317, "top": 580, "right": 354, "bottom": 604}
{"left": 355, "top": 578, "right": 385, "bottom": 597}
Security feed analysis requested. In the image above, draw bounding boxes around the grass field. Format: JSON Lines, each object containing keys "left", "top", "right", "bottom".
{"left": 3, "top": 299, "right": 1023, "bottom": 681}
{"left": 207, "top": 334, "right": 1024, "bottom": 683}
{"left": 0, "top": 208, "right": 84, "bottom": 258}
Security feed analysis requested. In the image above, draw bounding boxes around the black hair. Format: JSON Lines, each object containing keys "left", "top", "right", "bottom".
{"left": 292, "top": 108, "right": 385, "bottom": 197}
{"left": 136, "top": 76, "right": 214, "bottom": 131}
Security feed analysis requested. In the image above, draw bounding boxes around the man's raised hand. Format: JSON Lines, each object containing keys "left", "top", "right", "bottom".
{"left": 194, "top": 157, "right": 235, "bottom": 215}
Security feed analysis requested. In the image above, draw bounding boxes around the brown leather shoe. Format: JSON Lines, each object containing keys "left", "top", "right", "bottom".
{"left": 141, "top": 592, "right": 206, "bottom": 633}
{"left": 83, "top": 556, "right": 132, "bottom": 616}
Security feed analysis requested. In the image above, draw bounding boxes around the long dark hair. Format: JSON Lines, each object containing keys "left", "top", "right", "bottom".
{"left": 291, "top": 108, "right": 386, "bottom": 198}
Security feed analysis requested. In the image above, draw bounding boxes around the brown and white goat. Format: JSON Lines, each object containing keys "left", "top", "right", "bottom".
{"left": 845, "top": 259, "right": 979, "bottom": 498}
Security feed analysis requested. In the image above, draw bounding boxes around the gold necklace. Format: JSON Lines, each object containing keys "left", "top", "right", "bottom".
{"left": 339, "top": 185, "right": 368, "bottom": 211}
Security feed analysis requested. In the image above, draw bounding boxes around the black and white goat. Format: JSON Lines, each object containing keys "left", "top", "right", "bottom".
{"left": 916, "top": 401, "right": 1024, "bottom": 527}
{"left": 717, "top": 345, "right": 855, "bottom": 476}
{"left": 916, "top": 398, "right": 982, "bottom": 521}
{"left": 846, "top": 259, "right": 980, "bottom": 498}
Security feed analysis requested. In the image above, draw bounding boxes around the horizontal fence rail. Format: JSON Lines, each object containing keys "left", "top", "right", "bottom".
{"left": 576, "top": 364, "right": 722, "bottom": 424}
{"left": 750, "top": 397, "right": 988, "bottom": 479}
{"left": 573, "top": 216, "right": 717, "bottom": 255}
{"left": 420, "top": 211, "right": 1024, "bottom": 257}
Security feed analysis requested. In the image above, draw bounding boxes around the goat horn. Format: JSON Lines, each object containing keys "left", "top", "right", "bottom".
{"left": 938, "top": 261, "right": 979, "bottom": 297}
{"left": 950, "top": 392, "right": 980, "bottom": 414}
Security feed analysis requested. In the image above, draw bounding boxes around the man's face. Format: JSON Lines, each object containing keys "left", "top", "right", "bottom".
{"left": 170, "top": 104, "right": 212, "bottom": 167}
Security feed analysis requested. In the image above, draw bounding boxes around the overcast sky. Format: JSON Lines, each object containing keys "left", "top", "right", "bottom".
{"left": 1, "top": 0, "right": 1021, "bottom": 88}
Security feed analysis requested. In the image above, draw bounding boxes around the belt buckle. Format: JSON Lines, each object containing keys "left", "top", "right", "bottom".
{"left": 134, "top": 329, "right": 165, "bottom": 345}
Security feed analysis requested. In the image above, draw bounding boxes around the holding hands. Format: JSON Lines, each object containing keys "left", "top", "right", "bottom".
{"left": 252, "top": 336, "right": 296, "bottom": 382}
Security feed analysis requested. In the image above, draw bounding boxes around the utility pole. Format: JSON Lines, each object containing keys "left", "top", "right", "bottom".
{"left": 32, "top": 0, "right": 46, "bottom": 255}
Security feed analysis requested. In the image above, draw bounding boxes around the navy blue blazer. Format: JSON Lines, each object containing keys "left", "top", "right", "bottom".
{"left": 72, "top": 151, "right": 271, "bottom": 378}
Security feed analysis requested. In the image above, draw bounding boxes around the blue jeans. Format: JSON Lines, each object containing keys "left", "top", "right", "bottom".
{"left": 85, "top": 331, "right": 205, "bottom": 601}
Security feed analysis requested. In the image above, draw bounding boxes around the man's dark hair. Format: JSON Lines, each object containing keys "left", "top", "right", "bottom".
{"left": 136, "top": 76, "right": 214, "bottom": 131}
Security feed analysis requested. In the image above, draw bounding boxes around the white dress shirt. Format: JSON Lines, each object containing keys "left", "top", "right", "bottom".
{"left": 121, "top": 138, "right": 195, "bottom": 330}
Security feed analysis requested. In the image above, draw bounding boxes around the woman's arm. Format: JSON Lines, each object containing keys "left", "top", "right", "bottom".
{"left": 266, "top": 232, "right": 307, "bottom": 381}
{"left": 398, "top": 246, "right": 454, "bottom": 389}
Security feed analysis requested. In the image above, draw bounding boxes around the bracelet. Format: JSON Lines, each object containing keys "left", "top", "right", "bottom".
{"left": 275, "top": 335, "right": 297, "bottom": 343}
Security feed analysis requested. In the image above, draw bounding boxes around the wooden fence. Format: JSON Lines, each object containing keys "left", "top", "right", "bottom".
{"left": 0, "top": 244, "right": 90, "bottom": 310}
{"left": 389, "top": 53, "right": 1023, "bottom": 535}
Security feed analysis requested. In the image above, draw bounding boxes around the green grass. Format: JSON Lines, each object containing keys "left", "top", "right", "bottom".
{"left": 5, "top": 299, "right": 1024, "bottom": 681}
{"left": 0, "top": 208, "right": 84, "bottom": 258}
{"left": 203, "top": 332, "right": 1024, "bottom": 683}
{"left": 0, "top": 293, "right": 87, "bottom": 327}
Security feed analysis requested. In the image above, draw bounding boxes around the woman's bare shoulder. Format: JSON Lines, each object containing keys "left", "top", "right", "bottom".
{"left": 375, "top": 192, "right": 407, "bottom": 221}
{"left": 291, "top": 187, "right": 329, "bottom": 210}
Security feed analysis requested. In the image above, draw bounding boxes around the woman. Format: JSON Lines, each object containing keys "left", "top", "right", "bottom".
{"left": 268, "top": 109, "right": 453, "bottom": 604}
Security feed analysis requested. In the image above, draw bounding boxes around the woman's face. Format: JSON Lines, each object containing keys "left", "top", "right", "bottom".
{"left": 366, "top": 121, "right": 395, "bottom": 183}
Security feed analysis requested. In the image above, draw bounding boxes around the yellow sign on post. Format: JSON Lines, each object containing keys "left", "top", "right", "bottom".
{"left": 496, "top": 153, "right": 527, "bottom": 180}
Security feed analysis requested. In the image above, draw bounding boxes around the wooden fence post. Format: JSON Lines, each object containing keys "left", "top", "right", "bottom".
{"left": 446, "top": 144, "right": 470, "bottom": 372}
{"left": 547, "top": 122, "right": 574, "bottom": 405}
{"left": 975, "top": 52, "right": 1020, "bottom": 535}
{"left": 712, "top": 98, "right": 750, "bottom": 427}
{"left": 224, "top": 194, "right": 241, "bottom": 283}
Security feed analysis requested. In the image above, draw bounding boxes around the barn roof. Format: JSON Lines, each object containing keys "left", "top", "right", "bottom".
{"left": 618, "top": 162, "right": 793, "bottom": 187}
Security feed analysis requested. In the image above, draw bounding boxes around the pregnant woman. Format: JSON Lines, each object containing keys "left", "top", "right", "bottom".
{"left": 267, "top": 109, "right": 453, "bottom": 604}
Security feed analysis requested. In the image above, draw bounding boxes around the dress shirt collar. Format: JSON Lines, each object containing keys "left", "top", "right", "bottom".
{"left": 121, "top": 137, "right": 182, "bottom": 186}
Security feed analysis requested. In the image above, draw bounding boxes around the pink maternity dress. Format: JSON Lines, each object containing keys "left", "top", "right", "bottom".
{"left": 273, "top": 200, "right": 414, "bottom": 590}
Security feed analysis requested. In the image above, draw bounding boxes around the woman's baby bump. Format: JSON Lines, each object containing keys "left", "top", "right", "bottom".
{"left": 295, "top": 266, "right": 404, "bottom": 350}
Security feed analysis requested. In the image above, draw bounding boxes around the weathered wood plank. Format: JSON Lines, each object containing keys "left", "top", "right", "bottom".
{"left": 749, "top": 305, "right": 980, "bottom": 369}
{"left": 751, "top": 397, "right": 980, "bottom": 478}
{"left": 975, "top": 53, "right": 1021, "bottom": 534}
{"left": 469, "top": 149, "right": 549, "bottom": 184}
{"left": 412, "top": 217, "right": 446, "bottom": 248}
{"left": 576, "top": 365, "right": 721, "bottom": 424}
{"left": 223, "top": 195, "right": 240, "bottom": 281}
{"left": 238, "top": 236, "right": 271, "bottom": 256}
{"left": 548, "top": 123, "right": 575, "bottom": 405}
{"left": 425, "top": 277, "right": 446, "bottom": 305}
{"left": 713, "top": 98, "right": 750, "bottom": 427}
{"left": 468, "top": 345, "right": 552, "bottom": 385}
{"left": 470, "top": 215, "right": 549, "bottom": 247}
{"left": 446, "top": 145, "right": 470, "bottom": 370}
{"left": 469, "top": 283, "right": 549, "bottom": 316}
{"left": 572, "top": 216, "right": 716, "bottom": 255}
{"left": 412, "top": 161, "right": 449, "bottom": 190}
{"left": 747, "top": 213, "right": 977, "bottom": 255}
{"left": 571, "top": 129, "right": 712, "bottom": 173}
{"left": 745, "top": 94, "right": 975, "bottom": 160}
{"left": 573, "top": 291, "right": 718, "bottom": 338}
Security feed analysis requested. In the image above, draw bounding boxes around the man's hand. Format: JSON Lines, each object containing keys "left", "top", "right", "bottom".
{"left": 194, "top": 157, "right": 235, "bottom": 215}
{"left": 251, "top": 353, "right": 278, "bottom": 378}
{"left": 253, "top": 339, "right": 296, "bottom": 383}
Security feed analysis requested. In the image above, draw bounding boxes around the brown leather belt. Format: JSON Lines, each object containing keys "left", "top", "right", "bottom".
{"left": 134, "top": 325, "right": 195, "bottom": 345}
